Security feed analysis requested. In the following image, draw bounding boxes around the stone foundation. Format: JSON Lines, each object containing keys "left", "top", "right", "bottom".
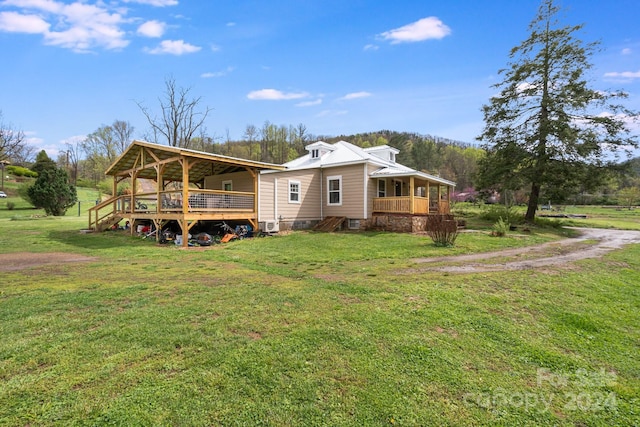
{"left": 369, "top": 214, "right": 429, "bottom": 233}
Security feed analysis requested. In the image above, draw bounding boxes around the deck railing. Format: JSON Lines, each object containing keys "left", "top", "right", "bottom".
{"left": 373, "top": 196, "right": 430, "bottom": 214}
{"left": 89, "top": 190, "right": 256, "bottom": 230}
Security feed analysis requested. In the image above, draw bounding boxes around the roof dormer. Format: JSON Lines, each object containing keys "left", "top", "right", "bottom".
{"left": 364, "top": 145, "right": 400, "bottom": 163}
{"left": 305, "top": 141, "right": 335, "bottom": 160}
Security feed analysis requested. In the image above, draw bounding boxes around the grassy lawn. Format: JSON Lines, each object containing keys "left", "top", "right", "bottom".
{"left": 0, "top": 198, "right": 638, "bottom": 426}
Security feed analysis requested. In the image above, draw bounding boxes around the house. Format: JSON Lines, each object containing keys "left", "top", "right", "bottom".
{"left": 88, "top": 140, "right": 284, "bottom": 246}
{"left": 257, "top": 140, "right": 455, "bottom": 232}
{"left": 90, "top": 139, "right": 455, "bottom": 245}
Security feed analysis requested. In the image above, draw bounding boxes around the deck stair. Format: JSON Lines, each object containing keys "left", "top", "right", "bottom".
{"left": 96, "top": 214, "right": 122, "bottom": 231}
{"left": 313, "top": 216, "right": 346, "bottom": 232}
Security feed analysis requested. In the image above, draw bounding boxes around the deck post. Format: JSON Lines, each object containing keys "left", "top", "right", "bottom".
{"left": 181, "top": 157, "right": 190, "bottom": 247}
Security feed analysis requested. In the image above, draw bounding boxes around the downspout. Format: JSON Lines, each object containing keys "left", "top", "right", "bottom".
{"left": 320, "top": 167, "right": 323, "bottom": 220}
{"left": 274, "top": 178, "right": 278, "bottom": 223}
{"left": 257, "top": 172, "right": 261, "bottom": 222}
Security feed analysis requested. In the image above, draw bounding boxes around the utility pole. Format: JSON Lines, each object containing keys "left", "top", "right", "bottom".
{"left": 0, "top": 160, "right": 9, "bottom": 191}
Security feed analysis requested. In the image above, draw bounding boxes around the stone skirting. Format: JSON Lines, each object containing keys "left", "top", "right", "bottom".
{"left": 369, "top": 214, "right": 429, "bottom": 233}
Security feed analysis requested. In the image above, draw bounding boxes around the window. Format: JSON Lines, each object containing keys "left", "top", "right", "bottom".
{"left": 311, "top": 149, "right": 319, "bottom": 159}
{"left": 389, "top": 152, "right": 395, "bottom": 163}
{"left": 377, "top": 179, "right": 386, "bottom": 197}
{"left": 327, "top": 176, "right": 342, "bottom": 206}
{"left": 289, "top": 180, "right": 300, "bottom": 203}
{"left": 348, "top": 219, "right": 360, "bottom": 229}
{"left": 222, "top": 180, "right": 232, "bottom": 191}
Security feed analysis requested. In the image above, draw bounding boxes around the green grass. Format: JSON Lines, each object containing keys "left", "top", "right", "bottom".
{"left": 0, "top": 208, "right": 638, "bottom": 425}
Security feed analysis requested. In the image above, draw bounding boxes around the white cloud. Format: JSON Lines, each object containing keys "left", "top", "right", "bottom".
{"left": 604, "top": 70, "right": 640, "bottom": 79}
{"left": 622, "top": 48, "right": 632, "bottom": 55}
{"left": 340, "top": 91, "right": 372, "bottom": 100}
{"left": 137, "top": 20, "right": 166, "bottom": 38}
{"left": 226, "top": 22, "right": 236, "bottom": 27}
{"left": 379, "top": 16, "right": 451, "bottom": 44}
{"left": 363, "top": 44, "right": 378, "bottom": 51}
{"left": 247, "top": 89, "right": 309, "bottom": 101}
{"left": 146, "top": 39, "right": 201, "bottom": 55}
{"left": 201, "top": 66, "right": 235, "bottom": 78}
{"left": 123, "top": 0, "right": 178, "bottom": 6}
{"left": 296, "top": 99, "right": 322, "bottom": 107}
{"left": 2, "top": 0, "right": 62, "bottom": 14}
{"left": 0, "top": 0, "right": 129, "bottom": 52}
{"left": 0, "top": 11, "right": 50, "bottom": 33}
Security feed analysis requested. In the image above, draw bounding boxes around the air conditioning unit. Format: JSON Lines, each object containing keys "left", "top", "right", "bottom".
{"left": 263, "top": 220, "right": 279, "bottom": 233}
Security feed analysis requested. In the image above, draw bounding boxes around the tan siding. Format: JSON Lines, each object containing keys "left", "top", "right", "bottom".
{"left": 260, "top": 170, "right": 322, "bottom": 221}
{"left": 366, "top": 164, "right": 380, "bottom": 218}
{"left": 259, "top": 174, "right": 275, "bottom": 221}
{"left": 323, "top": 164, "right": 365, "bottom": 218}
{"left": 204, "top": 171, "right": 253, "bottom": 192}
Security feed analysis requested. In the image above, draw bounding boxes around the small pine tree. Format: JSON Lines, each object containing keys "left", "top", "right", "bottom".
{"left": 27, "top": 167, "right": 77, "bottom": 216}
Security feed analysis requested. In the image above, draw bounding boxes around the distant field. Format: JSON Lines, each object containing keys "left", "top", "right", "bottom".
{"left": 0, "top": 195, "right": 638, "bottom": 426}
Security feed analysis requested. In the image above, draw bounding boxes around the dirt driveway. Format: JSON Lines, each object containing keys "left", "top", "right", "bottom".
{"left": 0, "top": 252, "right": 98, "bottom": 271}
{"left": 412, "top": 227, "right": 640, "bottom": 273}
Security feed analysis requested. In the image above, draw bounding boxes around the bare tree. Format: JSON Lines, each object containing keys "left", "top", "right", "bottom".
{"left": 112, "top": 120, "right": 135, "bottom": 153}
{"left": 0, "top": 111, "right": 27, "bottom": 163}
{"left": 243, "top": 124, "right": 258, "bottom": 160}
{"left": 137, "top": 77, "right": 212, "bottom": 148}
{"left": 64, "top": 139, "right": 83, "bottom": 185}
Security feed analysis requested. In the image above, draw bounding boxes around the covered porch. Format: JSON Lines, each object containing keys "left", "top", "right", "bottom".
{"left": 89, "top": 140, "right": 283, "bottom": 247}
{"left": 371, "top": 172, "right": 455, "bottom": 215}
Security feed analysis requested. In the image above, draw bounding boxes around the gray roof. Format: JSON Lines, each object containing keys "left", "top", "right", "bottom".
{"left": 275, "top": 140, "right": 455, "bottom": 187}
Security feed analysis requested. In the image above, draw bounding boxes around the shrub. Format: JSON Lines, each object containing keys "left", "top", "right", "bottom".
{"left": 491, "top": 217, "right": 510, "bottom": 237}
{"left": 6, "top": 201, "right": 15, "bottom": 210}
{"left": 7, "top": 165, "right": 37, "bottom": 178}
{"left": 426, "top": 214, "right": 459, "bottom": 246}
{"left": 480, "top": 205, "right": 523, "bottom": 225}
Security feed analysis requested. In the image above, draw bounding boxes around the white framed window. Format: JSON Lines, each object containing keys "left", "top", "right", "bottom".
{"left": 389, "top": 152, "right": 395, "bottom": 162}
{"left": 378, "top": 179, "right": 386, "bottom": 197}
{"left": 289, "top": 180, "right": 301, "bottom": 203}
{"left": 348, "top": 219, "right": 360, "bottom": 229}
{"left": 222, "top": 180, "right": 232, "bottom": 191}
{"left": 327, "top": 175, "right": 342, "bottom": 206}
{"left": 311, "top": 149, "right": 319, "bottom": 159}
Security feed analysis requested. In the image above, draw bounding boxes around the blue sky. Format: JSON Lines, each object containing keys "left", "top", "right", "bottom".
{"left": 1, "top": 0, "right": 639, "bottom": 158}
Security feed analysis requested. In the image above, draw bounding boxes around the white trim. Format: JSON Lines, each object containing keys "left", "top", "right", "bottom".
{"left": 288, "top": 179, "right": 301, "bottom": 204}
{"left": 327, "top": 175, "right": 342, "bottom": 206}
{"left": 363, "top": 165, "right": 368, "bottom": 219}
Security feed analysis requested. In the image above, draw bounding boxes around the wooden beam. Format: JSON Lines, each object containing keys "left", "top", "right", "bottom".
{"left": 181, "top": 157, "right": 190, "bottom": 247}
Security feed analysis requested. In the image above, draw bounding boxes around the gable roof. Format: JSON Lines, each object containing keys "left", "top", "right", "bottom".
{"left": 272, "top": 140, "right": 455, "bottom": 187}
{"left": 105, "top": 140, "right": 284, "bottom": 184}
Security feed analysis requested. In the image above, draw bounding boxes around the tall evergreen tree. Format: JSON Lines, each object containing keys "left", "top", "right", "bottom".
{"left": 28, "top": 167, "right": 77, "bottom": 216}
{"left": 477, "top": 0, "right": 638, "bottom": 221}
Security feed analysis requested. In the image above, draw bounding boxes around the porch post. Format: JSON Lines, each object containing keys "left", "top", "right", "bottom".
{"left": 409, "top": 176, "right": 415, "bottom": 214}
{"left": 437, "top": 185, "right": 442, "bottom": 213}
{"left": 426, "top": 181, "right": 430, "bottom": 213}
{"left": 181, "top": 157, "right": 190, "bottom": 247}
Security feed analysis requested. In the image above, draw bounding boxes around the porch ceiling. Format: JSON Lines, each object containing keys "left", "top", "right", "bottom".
{"left": 370, "top": 167, "right": 456, "bottom": 187}
{"left": 105, "top": 140, "right": 284, "bottom": 184}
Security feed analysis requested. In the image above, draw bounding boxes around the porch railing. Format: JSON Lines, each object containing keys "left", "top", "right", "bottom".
{"left": 373, "top": 196, "right": 430, "bottom": 214}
